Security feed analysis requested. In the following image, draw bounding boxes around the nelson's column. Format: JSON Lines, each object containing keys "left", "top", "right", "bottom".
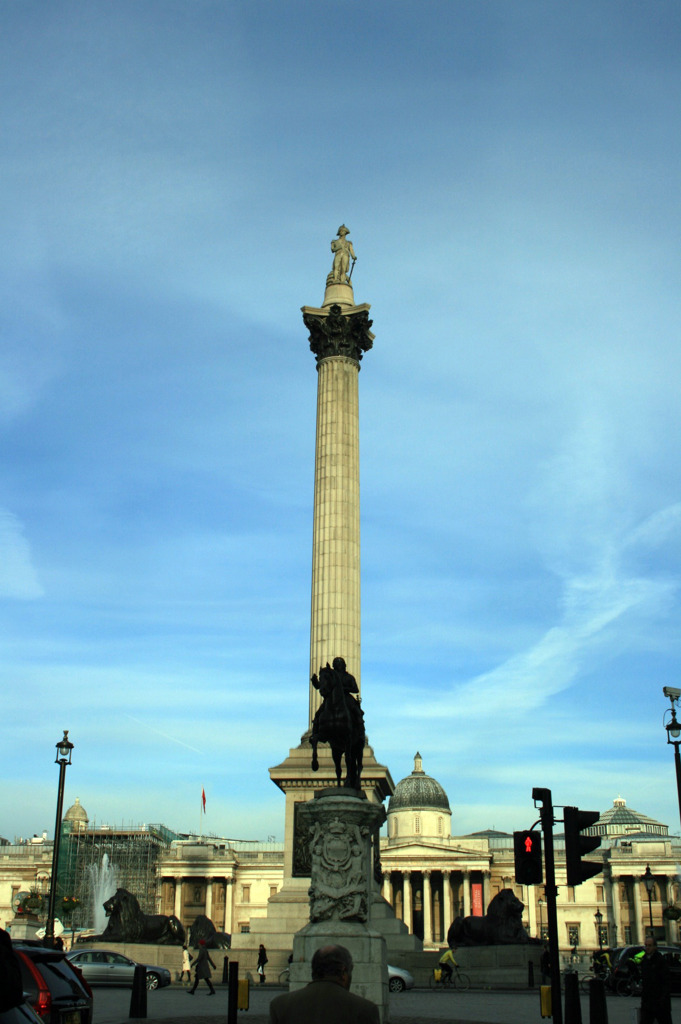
{"left": 233, "top": 229, "right": 416, "bottom": 958}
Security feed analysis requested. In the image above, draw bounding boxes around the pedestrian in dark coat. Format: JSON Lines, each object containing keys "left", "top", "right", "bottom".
{"left": 257, "top": 943, "right": 268, "bottom": 984}
{"left": 269, "top": 944, "right": 379, "bottom": 1024}
{"left": 188, "top": 940, "right": 216, "bottom": 995}
{"left": 640, "top": 935, "right": 672, "bottom": 1024}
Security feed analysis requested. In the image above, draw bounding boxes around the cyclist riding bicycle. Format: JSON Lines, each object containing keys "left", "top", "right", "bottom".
{"left": 438, "top": 946, "right": 458, "bottom": 984}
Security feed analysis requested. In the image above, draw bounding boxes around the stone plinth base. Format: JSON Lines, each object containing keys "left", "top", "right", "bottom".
{"left": 9, "top": 918, "right": 41, "bottom": 941}
{"left": 291, "top": 921, "right": 388, "bottom": 1023}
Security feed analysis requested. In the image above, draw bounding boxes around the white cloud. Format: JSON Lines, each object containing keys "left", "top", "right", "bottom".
{"left": 0, "top": 511, "right": 43, "bottom": 599}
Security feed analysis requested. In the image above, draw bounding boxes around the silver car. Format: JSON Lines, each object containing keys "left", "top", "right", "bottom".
{"left": 388, "top": 964, "right": 414, "bottom": 992}
{"left": 67, "top": 950, "right": 171, "bottom": 990}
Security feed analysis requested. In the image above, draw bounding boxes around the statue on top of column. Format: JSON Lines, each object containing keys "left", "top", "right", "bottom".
{"left": 327, "top": 225, "right": 356, "bottom": 286}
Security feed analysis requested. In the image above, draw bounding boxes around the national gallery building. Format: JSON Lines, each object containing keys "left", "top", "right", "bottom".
{"left": 2, "top": 754, "right": 679, "bottom": 954}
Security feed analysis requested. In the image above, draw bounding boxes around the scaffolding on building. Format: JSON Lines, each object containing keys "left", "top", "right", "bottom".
{"left": 57, "top": 822, "right": 180, "bottom": 931}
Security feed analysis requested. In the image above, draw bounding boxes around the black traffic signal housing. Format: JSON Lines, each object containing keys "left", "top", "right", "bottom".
{"left": 564, "top": 806, "right": 602, "bottom": 886}
{"left": 513, "top": 830, "right": 543, "bottom": 885}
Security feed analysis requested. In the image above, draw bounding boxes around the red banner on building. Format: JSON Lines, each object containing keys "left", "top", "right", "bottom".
{"left": 471, "top": 882, "right": 483, "bottom": 917}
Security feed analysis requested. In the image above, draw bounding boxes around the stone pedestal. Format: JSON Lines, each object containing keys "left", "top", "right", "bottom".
{"left": 290, "top": 789, "right": 389, "bottom": 1022}
{"left": 9, "top": 915, "right": 41, "bottom": 941}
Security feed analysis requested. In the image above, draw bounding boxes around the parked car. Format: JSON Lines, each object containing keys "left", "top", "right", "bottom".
{"left": 611, "top": 944, "right": 681, "bottom": 994}
{"left": 387, "top": 964, "right": 414, "bottom": 992}
{"left": 66, "top": 949, "right": 171, "bottom": 990}
{"left": 13, "top": 944, "right": 93, "bottom": 1024}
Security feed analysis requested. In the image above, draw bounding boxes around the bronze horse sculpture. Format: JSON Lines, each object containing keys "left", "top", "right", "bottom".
{"left": 310, "top": 658, "right": 365, "bottom": 789}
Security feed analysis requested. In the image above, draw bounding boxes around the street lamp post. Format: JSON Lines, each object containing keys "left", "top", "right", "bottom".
{"left": 643, "top": 864, "right": 655, "bottom": 937}
{"left": 663, "top": 687, "right": 681, "bottom": 831}
{"left": 538, "top": 897, "right": 545, "bottom": 940}
{"left": 45, "top": 731, "right": 73, "bottom": 947}
{"left": 594, "top": 908, "right": 603, "bottom": 951}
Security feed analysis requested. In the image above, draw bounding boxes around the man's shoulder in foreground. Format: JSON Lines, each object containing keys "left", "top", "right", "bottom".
{"left": 270, "top": 979, "right": 380, "bottom": 1024}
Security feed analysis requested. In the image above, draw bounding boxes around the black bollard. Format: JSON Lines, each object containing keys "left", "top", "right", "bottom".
{"left": 129, "top": 964, "right": 147, "bottom": 1019}
{"left": 529, "top": 960, "right": 535, "bottom": 988}
{"left": 564, "top": 971, "right": 582, "bottom": 1024}
{"left": 227, "top": 960, "right": 238, "bottom": 1024}
{"left": 589, "top": 977, "right": 608, "bottom": 1024}
{"left": 222, "top": 955, "right": 230, "bottom": 984}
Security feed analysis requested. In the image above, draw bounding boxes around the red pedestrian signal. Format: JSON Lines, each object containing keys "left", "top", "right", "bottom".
{"left": 513, "top": 830, "right": 543, "bottom": 885}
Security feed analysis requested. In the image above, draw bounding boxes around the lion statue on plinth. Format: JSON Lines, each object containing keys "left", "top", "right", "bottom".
{"left": 99, "top": 888, "right": 185, "bottom": 945}
{"left": 447, "top": 888, "right": 532, "bottom": 946}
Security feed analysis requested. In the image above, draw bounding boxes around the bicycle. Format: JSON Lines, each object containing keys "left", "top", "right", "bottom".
{"left": 616, "top": 974, "right": 642, "bottom": 997}
{"left": 429, "top": 965, "right": 470, "bottom": 990}
{"left": 278, "top": 966, "right": 290, "bottom": 984}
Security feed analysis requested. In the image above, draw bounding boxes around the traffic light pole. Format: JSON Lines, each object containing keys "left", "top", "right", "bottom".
{"left": 533, "top": 787, "right": 562, "bottom": 1024}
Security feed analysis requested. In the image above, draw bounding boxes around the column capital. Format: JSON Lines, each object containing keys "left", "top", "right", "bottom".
{"left": 302, "top": 303, "right": 374, "bottom": 365}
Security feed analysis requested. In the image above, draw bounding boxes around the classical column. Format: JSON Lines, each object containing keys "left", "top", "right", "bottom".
{"left": 482, "top": 871, "right": 491, "bottom": 911}
{"left": 423, "top": 872, "right": 433, "bottom": 946}
{"left": 302, "top": 237, "right": 374, "bottom": 725}
{"left": 443, "top": 873, "right": 453, "bottom": 932}
{"left": 403, "top": 873, "right": 413, "bottom": 932}
{"left": 527, "top": 887, "right": 537, "bottom": 936}
{"left": 223, "top": 878, "right": 234, "bottom": 934}
{"left": 462, "top": 871, "right": 471, "bottom": 917}
{"left": 666, "top": 879, "right": 678, "bottom": 944}
{"left": 609, "top": 872, "right": 622, "bottom": 946}
{"left": 205, "top": 877, "right": 213, "bottom": 920}
{"left": 634, "top": 876, "right": 644, "bottom": 942}
{"left": 382, "top": 874, "right": 393, "bottom": 905}
{"left": 174, "top": 877, "right": 182, "bottom": 918}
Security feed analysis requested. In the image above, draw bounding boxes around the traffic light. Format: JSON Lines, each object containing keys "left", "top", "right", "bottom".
{"left": 564, "top": 806, "right": 602, "bottom": 886}
{"left": 513, "top": 830, "right": 543, "bottom": 885}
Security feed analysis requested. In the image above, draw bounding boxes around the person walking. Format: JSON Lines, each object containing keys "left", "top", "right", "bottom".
{"left": 188, "top": 940, "right": 216, "bottom": 996}
{"left": 257, "top": 943, "right": 268, "bottom": 984}
{"left": 640, "top": 935, "right": 672, "bottom": 1024}
{"left": 180, "top": 944, "right": 193, "bottom": 984}
{"left": 269, "top": 944, "right": 378, "bottom": 1024}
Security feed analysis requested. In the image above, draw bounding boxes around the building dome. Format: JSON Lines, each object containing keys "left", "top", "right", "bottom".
{"left": 388, "top": 753, "right": 451, "bottom": 813}
{"left": 64, "top": 797, "right": 89, "bottom": 833}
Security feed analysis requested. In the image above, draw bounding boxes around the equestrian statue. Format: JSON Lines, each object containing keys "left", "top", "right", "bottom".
{"left": 310, "top": 657, "right": 365, "bottom": 789}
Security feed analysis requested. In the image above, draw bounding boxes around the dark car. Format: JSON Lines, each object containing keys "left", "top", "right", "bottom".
{"left": 611, "top": 944, "right": 681, "bottom": 995}
{"left": 66, "top": 950, "right": 170, "bottom": 990}
{"left": 13, "top": 944, "right": 93, "bottom": 1024}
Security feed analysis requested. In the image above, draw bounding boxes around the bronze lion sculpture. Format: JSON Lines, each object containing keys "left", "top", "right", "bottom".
{"left": 447, "top": 888, "right": 531, "bottom": 946}
{"left": 100, "top": 888, "right": 184, "bottom": 945}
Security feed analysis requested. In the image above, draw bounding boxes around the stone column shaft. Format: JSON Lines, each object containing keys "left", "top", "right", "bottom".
{"left": 463, "top": 871, "right": 471, "bottom": 917}
{"left": 443, "top": 873, "right": 453, "bottom": 930}
{"left": 423, "top": 872, "right": 432, "bottom": 946}
{"left": 309, "top": 355, "right": 361, "bottom": 722}
{"left": 403, "top": 873, "right": 413, "bottom": 932}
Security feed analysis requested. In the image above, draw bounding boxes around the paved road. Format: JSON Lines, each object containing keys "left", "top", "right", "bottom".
{"left": 91, "top": 983, "right": 649, "bottom": 1024}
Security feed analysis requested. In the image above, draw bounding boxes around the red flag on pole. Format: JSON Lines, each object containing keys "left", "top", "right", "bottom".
{"left": 201, "top": 788, "right": 206, "bottom": 813}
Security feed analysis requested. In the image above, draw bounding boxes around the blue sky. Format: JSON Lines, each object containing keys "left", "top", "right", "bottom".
{"left": 2, "top": 1, "right": 680, "bottom": 844}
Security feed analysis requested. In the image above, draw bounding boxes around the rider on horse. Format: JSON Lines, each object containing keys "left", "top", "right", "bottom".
{"left": 310, "top": 657, "right": 365, "bottom": 787}
{"left": 311, "top": 657, "right": 364, "bottom": 733}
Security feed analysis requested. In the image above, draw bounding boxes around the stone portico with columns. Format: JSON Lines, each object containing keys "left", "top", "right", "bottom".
{"left": 380, "top": 754, "right": 492, "bottom": 948}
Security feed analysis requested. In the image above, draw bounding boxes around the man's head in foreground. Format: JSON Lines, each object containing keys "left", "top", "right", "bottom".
{"left": 311, "top": 945, "right": 353, "bottom": 989}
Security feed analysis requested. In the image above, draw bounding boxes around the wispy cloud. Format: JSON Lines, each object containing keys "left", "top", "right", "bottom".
{"left": 0, "top": 510, "right": 43, "bottom": 599}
